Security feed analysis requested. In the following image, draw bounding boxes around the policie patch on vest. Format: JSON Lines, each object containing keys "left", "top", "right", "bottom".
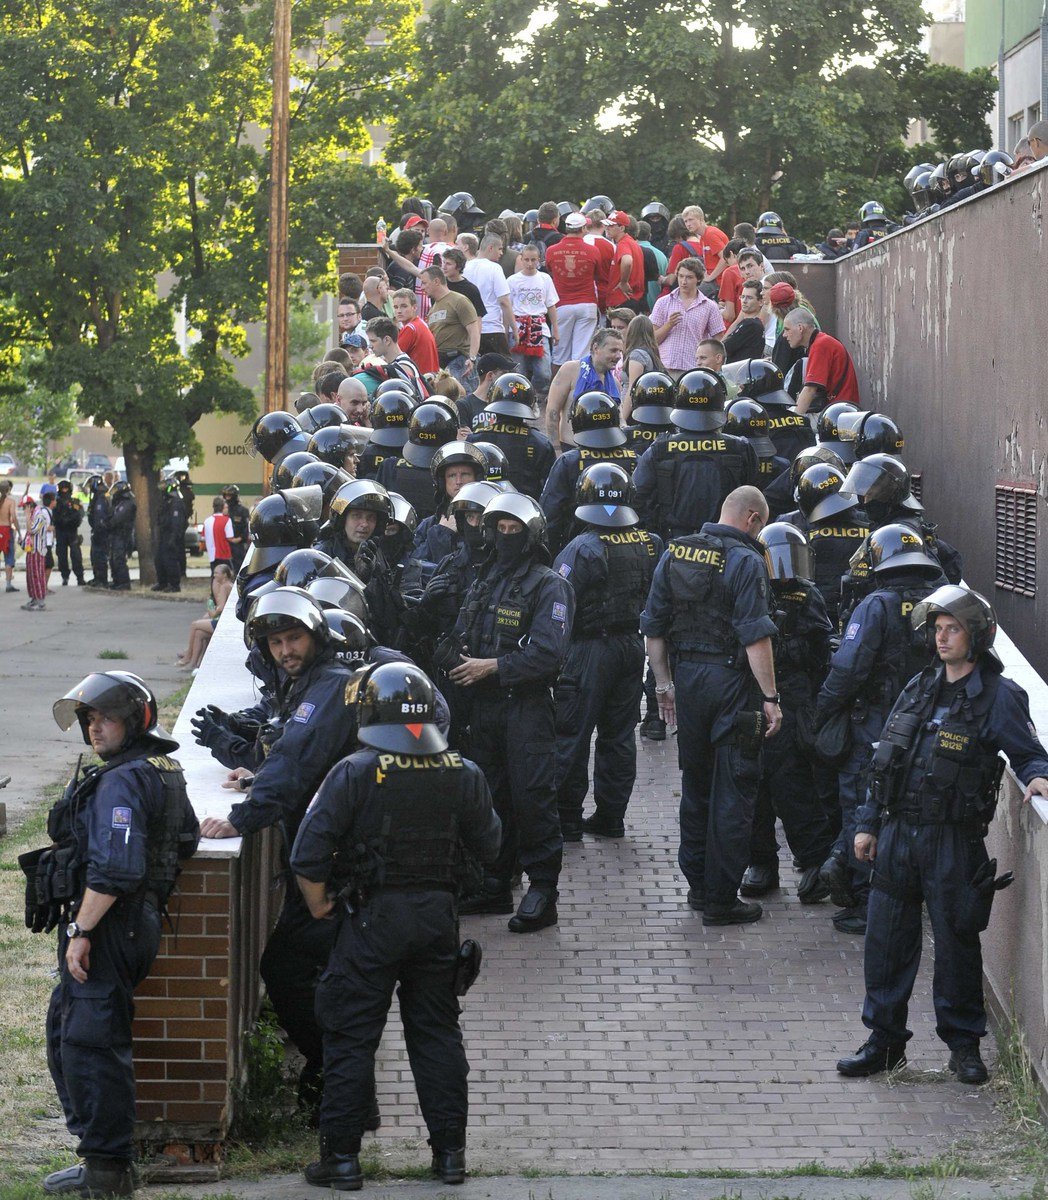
{"left": 552, "top": 602, "right": 568, "bottom": 624}
{"left": 558, "top": 563, "right": 572, "bottom": 578}
{"left": 845, "top": 621, "right": 861, "bottom": 641}
{"left": 292, "top": 702, "right": 315, "bottom": 724}
{"left": 111, "top": 806, "right": 132, "bottom": 830}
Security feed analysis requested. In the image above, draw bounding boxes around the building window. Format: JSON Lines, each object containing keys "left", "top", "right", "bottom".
{"left": 994, "top": 485, "right": 1038, "bottom": 597}
{"left": 1009, "top": 112, "right": 1025, "bottom": 148}
{"left": 1029, "top": 103, "right": 1041, "bottom": 131}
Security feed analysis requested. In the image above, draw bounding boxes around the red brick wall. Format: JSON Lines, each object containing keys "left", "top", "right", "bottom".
{"left": 338, "top": 243, "right": 382, "bottom": 281}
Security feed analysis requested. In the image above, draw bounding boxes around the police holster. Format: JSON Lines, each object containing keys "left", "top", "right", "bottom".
{"left": 956, "top": 858, "right": 1013, "bottom": 935}
{"left": 453, "top": 938, "right": 482, "bottom": 997}
{"left": 20, "top": 845, "right": 79, "bottom": 933}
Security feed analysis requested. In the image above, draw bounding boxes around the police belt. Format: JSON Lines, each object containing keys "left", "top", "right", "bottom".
{"left": 573, "top": 622, "right": 640, "bottom": 641}
{"left": 886, "top": 793, "right": 978, "bottom": 827}
{"left": 674, "top": 648, "right": 740, "bottom": 668}
{"left": 469, "top": 676, "right": 552, "bottom": 697}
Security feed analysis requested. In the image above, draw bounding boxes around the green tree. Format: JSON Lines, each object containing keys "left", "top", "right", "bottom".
{"left": 913, "top": 63, "right": 997, "bottom": 157}
{"left": 0, "top": 0, "right": 415, "bottom": 581}
{"left": 391, "top": 0, "right": 992, "bottom": 238}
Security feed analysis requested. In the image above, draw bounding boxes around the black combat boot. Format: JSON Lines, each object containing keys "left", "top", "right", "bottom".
{"left": 431, "top": 1147, "right": 466, "bottom": 1184}
{"left": 304, "top": 1135, "right": 363, "bottom": 1190}
{"left": 836, "top": 1039, "right": 906, "bottom": 1077}
{"left": 80, "top": 1159, "right": 134, "bottom": 1198}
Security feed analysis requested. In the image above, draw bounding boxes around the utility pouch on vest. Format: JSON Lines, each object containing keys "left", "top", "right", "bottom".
{"left": 453, "top": 938, "right": 483, "bottom": 996}
{"left": 654, "top": 458, "right": 676, "bottom": 514}
{"left": 21, "top": 844, "right": 79, "bottom": 933}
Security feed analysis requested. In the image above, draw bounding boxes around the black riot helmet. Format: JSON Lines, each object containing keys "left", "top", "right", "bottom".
{"left": 387, "top": 491, "right": 418, "bottom": 534}
{"left": 839, "top": 453, "right": 922, "bottom": 519}
{"left": 53, "top": 671, "right": 175, "bottom": 753}
{"left": 868, "top": 523, "right": 940, "bottom": 575}
{"left": 353, "top": 661, "right": 448, "bottom": 755}
{"left": 582, "top": 195, "right": 614, "bottom": 217}
{"left": 783, "top": 356, "right": 807, "bottom": 400}
{"left": 929, "top": 162, "right": 950, "bottom": 203}
{"left": 109, "top": 479, "right": 133, "bottom": 502}
{"left": 974, "top": 150, "right": 1013, "bottom": 190}
{"left": 438, "top": 191, "right": 485, "bottom": 224}
{"left": 672, "top": 369, "right": 728, "bottom": 432}
{"left": 308, "top": 424, "right": 364, "bottom": 469}
{"left": 291, "top": 461, "right": 352, "bottom": 517}
{"left": 222, "top": 484, "right": 241, "bottom": 501}
{"left": 481, "top": 491, "right": 547, "bottom": 549}
{"left": 570, "top": 392, "right": 625, "bottom": 448}
{"left": 251, "top": 411, "right": 305, "bottom": 463}
{"left": 758, "top": 522, "right": 812, "bottom": 583}
{"left": 640, "top": 201, "right": 670, "bottom": 224}
{"left": 629, "top": 371, "right": 675, "bottom": 426}
{"left": 912, "top": 584, "right": 998, "bottom": 660}
{"left": 329, "top": 478, "right": 394, "bottom": 536}
{"left": 757, "top": 211, "right": 783, "bottom": 232}
{"left": 859, "top": 200, "right": 887, "bottom": 225}
{"left": 448, "top": 480, "right": 505, "bottom": 535}
{"left": 815, "top": 401, "right": 861, "bottom": 461}
{"left": 246, "top": 587, "right": 329, "bottom": 661}
{"left": 796, "top": 464, "right": 857, "bottom": 522}
{"left": 274, "top": 547, "right": 357, "bottom": 590}
{"left": 903, "top": 162, "right": 935, "bottom": 192}
{"left": 298, "top": 403, "right": 347, "bottom": 437}
{"left": 403, "top": 401, "right": 459, "bottom": 468}
{"left": 486, "top": 372, "right": 538, "bottom": 420}
{"left": 86, "top": 474, "right": 106, "bottom": 495}
{"left": 522, "top": 208, "right": 539, "bottom": 227}
{"left": 721, "top": 358, "right": 793, "bottom": 407}
{"left": 243, "top": 485, "right": 324, "bottom": 574}
{"left": 574, "top": 463, "right": 638, "bottom": 528}
{"left": 306, "top": 572, "right": 369, "bottom": 625}
{"left": 910, "top": 170, "right": 934, "bottom": 212}
{"left": 375, "top": 377, "right": 416, "bottom": 400}
{"left": 947, "top": 152, "right": 974, "bottom": 190}
{"left": 429, "top": 439, "right": 487, "bottom": 485}
{"left": 274, "top": 450, "right": 319, "bottom": 491}
{"left": 323, "top": 609, "right": 372, "bottom": 660}
{"left": 369, "top": 390, "right": 416, "bottom": 447}
{"left": 556, "top": 200, "right": 580, "bottom": 219}
{"left": 789, "top": 444, "right": 846, "bottom": 490}
{"left": 837, "top": 410, "right": 904, "bottom": 459}
{"left": 470, "top": 441, "right": 511, "bottom": 484}
{"left": 724, "top": 399, "right": 776, "bottom": 457}
{"left": 57, "top": 478, "right": 73, "bottom": 495}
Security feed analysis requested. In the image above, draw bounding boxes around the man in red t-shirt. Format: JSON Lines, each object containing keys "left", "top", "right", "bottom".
{"left": 392, "top": 288, "right": 440, "bottom": 375}
{"left": 783, "top": 308, "right": 861, "bottom": 414}
{"left": 717, "top": 238, "right": 746, "bottom": 323}
{"left": 545, "top": 214, "right": 602, "bottom": 365}
{"left": 601, "top": 210, "right": 646, "bottom": 312}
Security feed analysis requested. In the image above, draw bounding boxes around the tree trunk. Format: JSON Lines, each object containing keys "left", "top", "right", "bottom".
{"left": 124, "top": 443, "right": 159, "bottom": 588}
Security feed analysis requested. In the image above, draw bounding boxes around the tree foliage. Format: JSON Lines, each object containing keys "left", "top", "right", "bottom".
{"left": 390, "top": 0, "right": 995, "bottom": 237}
{"left": 0, "top": 0, "right": 415, "bottom": 576}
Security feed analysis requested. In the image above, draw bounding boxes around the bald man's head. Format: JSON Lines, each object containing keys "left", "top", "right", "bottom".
{"left": 336, "top": 376, "right": 371, "bottom": 425}
{"left": 720, "top": 485, "right": 769, "bottom": 537}
{"left": 427, "top": 217, "right": 448, "bottom": 243}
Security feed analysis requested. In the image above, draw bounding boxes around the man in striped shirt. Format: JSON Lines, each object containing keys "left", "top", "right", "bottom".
{"left": 649, "top": 257, "right": 726, "bottom": 377}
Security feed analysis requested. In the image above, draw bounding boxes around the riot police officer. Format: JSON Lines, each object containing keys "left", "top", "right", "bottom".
{"left": 641, "top": 485, "right": 781, "bottom": 925}
{"left": 222, "top": 485, "right": 251, "bottom": 573}
{"left": 291, "top": 662, "right": 501, "bottom": 1190}
{"left": 53, "top": 479, "right": 86, "bottom": 587}
{"left": 376, "top": 401, "right": 460, "bottom": 519}
{"left": 852, "top": 201, "right": 898, "bottom": 249}
{"left": 105, "top": 481, "right": 136, "bottom": 591}
{"left": 448, "top": 492, "right": 574, "bottom": 932}
{"left": 357, "top": 383, "right": 416, "bottom": 480}
{"left": 742, "top": 523, "right": 834, "bottom": 901}
{"left": 251, "top": 410, "right": 312, "bottom": 466}
{"left": 411, "top": 440, "right": 488, "bottom": 568}
{"left": 724, "top": 398, "right": 787, "bottom": 487}
{"left": 32, "top": 672, "right": 199, "bottom": 1198}
{"left": 763, "top": 443, "right": 845, "bottom": 523}
{"left": 553, "top": 464, "right": 662, "bottom": 840}
{"left": 84, "top": 475, "right": 110, "bottom": 588}
{"left": 633, "top": 369, "right": 760, "bottom": 541}
{"left": 466, "top": 374, "right": 556, "bottom": 499}
{"left": 173, "top": 471, "right": 195, "bottom": 580}
{"left": 754, "top": 212, "right": 808, "bottom": 259}
{"left": 539, "top": 392, "right": 637, "bottom": 555}
{"left": 196, "top": 588, "right": 362, "bottom": 1118}
{"left": 624, "top": 371, "right": 674, "bottom": 457}
{"left": 721, "top": 359, "right": 816, "bottom": 462}
{"left": 153, "top": 479, "right": 187, "bottom": 593}
{"left": 814, "top": 525, "right": 942, "bottom": 934}
{"left": 837, "top": 586, "right": 1048, "bottom": 1082}
{"left": 234, "top": 485, "right": 324, "bottom": 620}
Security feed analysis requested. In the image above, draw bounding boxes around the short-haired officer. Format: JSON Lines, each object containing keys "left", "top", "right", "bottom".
{"left": 291, "top": 663, "right": 501, "bottom": 1190}
{"left": 837, "top": 587, "right": 1048, "bottom": 1082}
{"left": 32, "top": 672, "right": 199, "bottom": 1198}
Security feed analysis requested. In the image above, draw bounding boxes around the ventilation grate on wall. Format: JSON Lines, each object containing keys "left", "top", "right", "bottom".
{"left": 994, "top": 485, "right": 1038, "bottom": 597}
{"left": 909, "top": 473, "right": 922, "bottom": 504}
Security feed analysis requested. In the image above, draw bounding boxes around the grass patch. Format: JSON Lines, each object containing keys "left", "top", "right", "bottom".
{"left": 96, "top": 648, "right": 129, "bottom": 659}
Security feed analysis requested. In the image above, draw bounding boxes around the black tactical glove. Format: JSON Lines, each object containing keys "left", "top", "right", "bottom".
{"left": 191, "top": 709, "right": 252, "bottom": 770}
{"left": 957, "top": 857, "right": 1014, "bottom": 935}
{"left": 202, "top": 703, "right": 262, "bottom": 741}
{"left": 354, "top": 539, "right": 378, "bottom": 584}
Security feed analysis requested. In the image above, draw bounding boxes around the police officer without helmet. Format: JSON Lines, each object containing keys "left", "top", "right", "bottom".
{"left": 448, "top": 492, "right": 574, "bottom": 932}
{"left": 553, "top": 463, "right": 662, "bottom": 841}
{"left": 291, "top": 662, "right": 500, "bottom": 1190}
{"left": 29, "top": 672, "right": 199, "bottom": 1199}
{"left": 837, "top": 586, "right": 1048, "bottom": 1083}
{"left": 641, "top": 485, "right": 782, "bottom": 925}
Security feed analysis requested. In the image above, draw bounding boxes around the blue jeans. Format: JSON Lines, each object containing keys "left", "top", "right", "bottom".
{"left": 511, "top": 345, "right": 552, "bottom": 401}
{"left": 444, "top": 354, "right": 478, "bottom": 396}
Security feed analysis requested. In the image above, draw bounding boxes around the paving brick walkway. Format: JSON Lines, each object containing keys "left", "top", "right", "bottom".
{"left": 366, "top": 733, "right": 1007, "bottom": 1173}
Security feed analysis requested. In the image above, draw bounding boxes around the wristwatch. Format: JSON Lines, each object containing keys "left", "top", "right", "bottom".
{"left": 66, "top": 921, "right": 92, "bottom": 941}
{"left": 761, "top": 693, "right": 781, "bottom": 705}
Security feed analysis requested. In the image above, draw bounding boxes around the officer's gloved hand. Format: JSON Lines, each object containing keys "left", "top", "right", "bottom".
{"left": 971, "top": 858, "right": 1014, "bottom": 896}
{"left": 191, "top": 707, "right": 226, "bottom": 750}
{"left": 354, "top": 540, "right": 378, "bottom": 583}
{"left": 424, "top": 573, "right": 455, "bottom": 602}
{"left": 226, "top": 711, "right": 263, "bottom": 741}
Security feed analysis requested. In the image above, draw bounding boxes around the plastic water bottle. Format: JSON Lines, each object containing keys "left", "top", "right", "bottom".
{"left": 376, "top": 217, "right": 386, "bottom": 245}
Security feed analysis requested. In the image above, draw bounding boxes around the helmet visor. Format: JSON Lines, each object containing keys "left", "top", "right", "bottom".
{"left": 53, "top": 673, "right": 147, "bottom": 732}
{"left": 839, "top": 459, "right": 894, "bottom": 501}
{"left": 763, "top": 538, "right": 811, "bottom": 581}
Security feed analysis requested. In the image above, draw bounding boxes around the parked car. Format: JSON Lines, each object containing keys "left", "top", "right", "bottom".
{"left": 0, "top": 453, "right": 17, "bottom": 476}
{"left": 52, "top": 454, "right": 78, "bottom": 476}
{"left": 85, "top": 453, "right": 112, "bottom": 471}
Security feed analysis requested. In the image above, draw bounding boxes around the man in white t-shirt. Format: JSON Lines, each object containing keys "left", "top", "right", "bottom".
{"left": 202, "top": 497, "right": 235, "bottom": 567}
{"left": 463, "top": 233, "right": 516, "bottom": 355}
{"left": 506, "top": 244, "right": 559, "bottom": 400}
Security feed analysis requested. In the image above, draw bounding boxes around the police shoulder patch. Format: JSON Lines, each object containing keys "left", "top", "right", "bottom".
{"left": 292, "top": 702, "right": 316, "bottom": 724}
{"left": 111, "top": 806, "right": 132, "bottom": 829}
{"left": 551, "top": 601, "right": 568, "bottom": 624}
{"left": 558, "top": 562, "right": 572, "bottom": 578}
{"left": 845, "top": 621, "right": 861, "bottom": 641}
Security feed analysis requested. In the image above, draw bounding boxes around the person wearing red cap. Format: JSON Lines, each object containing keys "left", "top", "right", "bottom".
{"left": 783, "top": 307, "right": 861, "bottom": 413}
{"left": 602, "top": 211, "right": 646, "bottom": 312}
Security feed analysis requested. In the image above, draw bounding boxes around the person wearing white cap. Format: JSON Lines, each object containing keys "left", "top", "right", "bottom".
{"left": 544, "top": 211, "right": 602, "bottom": 366}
